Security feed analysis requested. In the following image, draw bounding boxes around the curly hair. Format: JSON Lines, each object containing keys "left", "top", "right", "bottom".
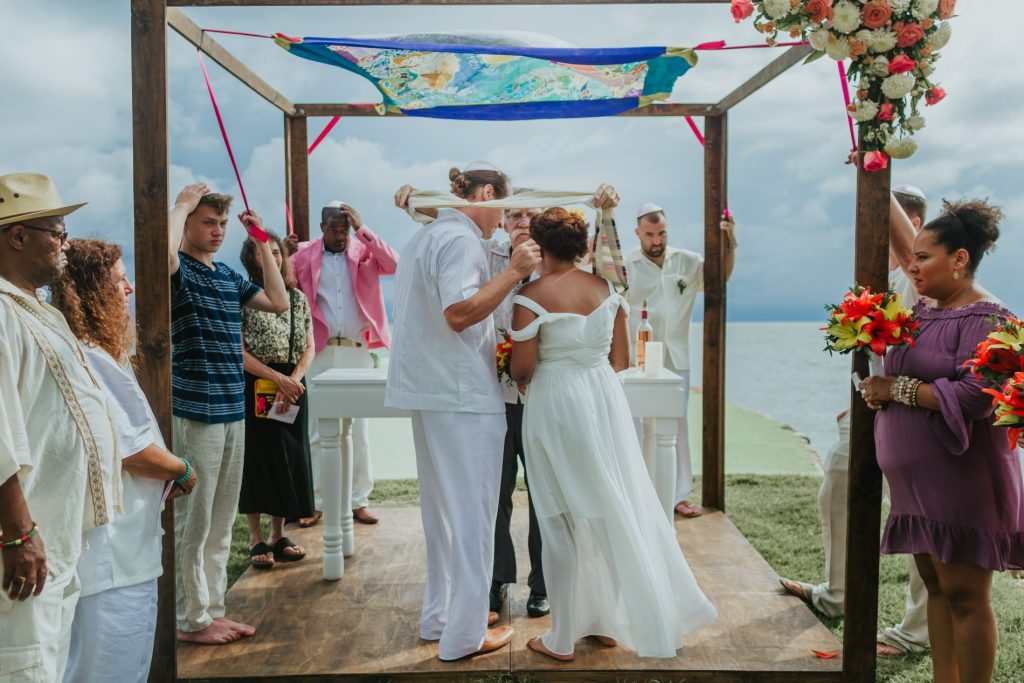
{"left": 448, "top": 167, "right": 510, "bottom": 200}
{"left": 529, "top": 207, "right": 590, "bottom": 263}
{"left": 923, "top": 198, "right": 1003, "bottom": 274}
{"left": 50, "top": 239, "right": 134, "bottom": 361}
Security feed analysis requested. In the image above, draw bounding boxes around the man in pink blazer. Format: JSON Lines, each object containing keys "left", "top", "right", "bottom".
{"left": 291, "top": 201, "right": 399, "bottom": 525}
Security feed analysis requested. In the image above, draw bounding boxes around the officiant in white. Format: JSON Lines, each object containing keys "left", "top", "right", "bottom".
{"left": 385, "top": 162, "right": 541, "bottom": 661}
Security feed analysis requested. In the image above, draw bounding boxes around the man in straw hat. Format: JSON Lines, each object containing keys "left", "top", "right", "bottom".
{"left": 0, "top": 172, "right": 119, "bottom": 681}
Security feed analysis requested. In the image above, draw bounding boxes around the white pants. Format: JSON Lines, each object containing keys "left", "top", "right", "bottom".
{"left": 635, "top": 367, "right": 692, "bottom": 504}
{"left": 173, "top": 418, "right": 245, "bottom": 632}
{"left": 411, "top": 410, "right": 505, "bottom": 661}
{"left": 0, "top": 573, "right": 79, "bottom": 683}
{"left": 309, "top": 347, "right": 374, "bottom": 509}
{"left": 803, "top": 413, "right": 929, "bottom": 651}
{"left": 63, "top": 580, "right": 157, "bottom": 683}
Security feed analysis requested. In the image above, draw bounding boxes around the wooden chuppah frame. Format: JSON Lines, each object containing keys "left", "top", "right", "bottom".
{"left": 130, "top": 1, "right": 889, "bottom": 680}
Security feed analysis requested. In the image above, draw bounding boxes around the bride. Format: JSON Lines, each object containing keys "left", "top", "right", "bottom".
{"left": 510, "top": 207, "right": 716, "bottom": 660}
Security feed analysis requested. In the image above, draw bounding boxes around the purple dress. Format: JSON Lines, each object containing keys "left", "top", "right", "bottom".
{"left": 876, "top": 300, "right": 1024, "bottom": 571}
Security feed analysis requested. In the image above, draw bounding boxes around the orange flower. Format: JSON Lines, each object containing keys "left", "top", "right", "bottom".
{"left": 862, "top": 0, "right": 893, "bottom": 30}
{"left": 896, "top": 22, "right": 926, "bottom": 48}
{"left": 805, "top": 0, "right": 834, "bottom": 23}
{"left": 938, "top": 0, "right": 956, "bottom": 20}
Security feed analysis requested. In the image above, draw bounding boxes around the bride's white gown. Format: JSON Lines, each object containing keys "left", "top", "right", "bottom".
{"left": 511, "top": 282, "right": 716, "bottom": 658}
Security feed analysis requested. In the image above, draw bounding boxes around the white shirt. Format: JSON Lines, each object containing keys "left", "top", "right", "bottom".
{"left": 0, "top": 277, "right": 118, "bottom": 600}
{"left": 317, "top": 246, "right": 369, "bottom": 340}
{"left": 889, "top": 265, "right": 921, "bottom": 308}
{"left": 77, "top": 346, "right": 165, "bottom": 597}
{"left": 625, "top": 246, "right": 705, "bottom": 370}
{"left": 386, "top": 209, "right": 504, "bottom": 414}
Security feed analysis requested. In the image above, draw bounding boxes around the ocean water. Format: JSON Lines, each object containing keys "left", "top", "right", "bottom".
{"left": 689, "top": 322, "right": 853, "bottom": 456}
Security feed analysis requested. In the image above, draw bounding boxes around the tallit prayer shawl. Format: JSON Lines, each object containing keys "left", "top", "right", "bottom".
{"left": 405, "top": 190, "right": 627, "bottom": 290}
{"left": 275, "top": 32, "right": 696, "bottom": 120}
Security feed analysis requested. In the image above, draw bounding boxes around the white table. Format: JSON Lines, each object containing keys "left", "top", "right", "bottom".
{"left": 309, "top": 367, "right": 686, "bottom": 580}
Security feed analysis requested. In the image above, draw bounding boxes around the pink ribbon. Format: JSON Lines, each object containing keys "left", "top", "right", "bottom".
{"left": 838, "top": 60, "right": 857, "bottom": 152}
{"left": 682, "top": 116, "right": 731, "bottom": 219}
{"left": 694, "top": 40, "right": 810, "bottom": 50}
{"left": 198, "top": 50, "right": 269, "bottom": 242}
{"left": 308, "top": 115, "right": 341, "bottom": 155}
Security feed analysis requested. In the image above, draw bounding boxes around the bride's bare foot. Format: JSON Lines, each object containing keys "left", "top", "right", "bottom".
{"left": 177, "top": 621, "right": 242, "bottom": 645}
{"left": 591, "top": 635, "right": 617, "bottom": 647}
{"left": 527, "top": 636, "right": 574, "bottom": 662}
{"left": 214, "top": 616, "right": 255, "bottom": 637}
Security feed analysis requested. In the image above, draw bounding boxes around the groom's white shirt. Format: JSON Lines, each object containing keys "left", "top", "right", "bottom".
{"left": 386, "top": 209, "right": 504, "bottom": 414}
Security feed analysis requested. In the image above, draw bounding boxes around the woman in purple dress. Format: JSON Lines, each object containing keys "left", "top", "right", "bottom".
{"left": 859, "top": 200, "right": 1024, "bottom": 683}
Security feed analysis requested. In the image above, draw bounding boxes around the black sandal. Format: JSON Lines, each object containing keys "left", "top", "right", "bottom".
{"left": 250, "top": 542, "right": 275, "bottom": 569}
{"left": 272, "top": 537, "right": 306, "bottom": 563}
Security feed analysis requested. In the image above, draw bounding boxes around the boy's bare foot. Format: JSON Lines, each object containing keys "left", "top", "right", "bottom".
{"left": 214, "top": 616, "right": 255, "bottom": 637}
{"left": 176, "top": 621, "right": 241, "bottom": 645}
{"left": 527, "top": 636, "right": 574, "bottom": 661}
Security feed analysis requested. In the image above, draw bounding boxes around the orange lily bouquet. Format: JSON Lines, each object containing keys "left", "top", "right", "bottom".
{"left": 822, "top": 286, "right": 919, "bottom": 360}
{"left": 967, "top": 317, "right": 1024, "bottom": 448}
{"left": 496, "top": 328, "right": 514, "bottom": 387}
{"left": 981, "top": 373, "right": 1024, "bottom": 449}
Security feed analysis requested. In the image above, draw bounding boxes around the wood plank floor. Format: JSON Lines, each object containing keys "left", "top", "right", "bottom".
{"left": 178, "top": 505, "right": 843, "bottom": 682}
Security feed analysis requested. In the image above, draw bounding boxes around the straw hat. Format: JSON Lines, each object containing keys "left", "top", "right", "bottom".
{"left": 0, "top": 172, "right": 86, "bottom": 227}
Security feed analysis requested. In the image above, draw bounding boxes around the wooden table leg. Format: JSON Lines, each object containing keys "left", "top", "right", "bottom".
{"left": 321, "top": 416, "right": 344, "bottom": 580}
{"left": 654, "top": 418, "right": 678, "bottom": 523}
{"left": 340, "top": 417, "right": 355, "bottom": 558}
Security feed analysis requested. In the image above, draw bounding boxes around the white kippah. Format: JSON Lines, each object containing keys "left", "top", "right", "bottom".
{"left": 463, "top": 159, "right": 499, "bottom": 172}
{"left": 892, "top": 184, "right": 926, "bottom": 200}
{"left": 324, "top": 200, "right": 348, "bottom": 209}
{"left": 637, "top": 202, "right": 664, "bottom": 219}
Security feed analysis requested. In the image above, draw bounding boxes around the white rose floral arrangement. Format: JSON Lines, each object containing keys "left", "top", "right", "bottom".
{"left": 728, "top": 0, "right": 956, "bottom": 171}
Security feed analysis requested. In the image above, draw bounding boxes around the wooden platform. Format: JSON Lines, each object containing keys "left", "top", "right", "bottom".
{"left": 178, "top": 505, "right": 843, "bottom": 682}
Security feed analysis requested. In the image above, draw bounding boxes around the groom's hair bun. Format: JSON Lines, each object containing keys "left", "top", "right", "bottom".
{"left": 448, "top": 166, "right": 510, "bottom": 200}
{"left": 530, "top": 207, "right": 589, "bottom": 262}
{"left": 924, "top": 198, "right": 1003, "bottom": 274}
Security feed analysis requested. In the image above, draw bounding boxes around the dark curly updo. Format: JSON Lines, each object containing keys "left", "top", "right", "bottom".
{"left": 529, "top": 207, "right": 590, "bottom": 263}
{"left": 449, "top": 166, "right": 510, "bottom": 200}
{"left": 923, "top": 199, "right": 1003, "bottom": 274}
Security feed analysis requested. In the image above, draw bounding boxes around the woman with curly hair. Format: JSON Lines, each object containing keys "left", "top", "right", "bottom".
{"left": 858, "top": 199, "right": 1024, "bottom": 683}
{"left": 510, "top": 208, "right": 716, "bottom": 661}
{"left": 238, "top": 231, "right": 316, "bottom": 569}
{"left": 51, "top": 238, "right": 196, "bottom": 682}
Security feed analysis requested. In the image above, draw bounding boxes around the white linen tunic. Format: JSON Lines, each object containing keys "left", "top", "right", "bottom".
{"left": 624, "top": 246, "right": 704, "bottom": 371}
{"left": 386, "top": 209, "right": 503, "bottom": 414}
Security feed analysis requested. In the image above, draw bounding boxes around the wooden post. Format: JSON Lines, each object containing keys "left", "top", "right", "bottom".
{"left": 701, "top": 113, "right": 727, "bottom": 512}
{"left": 841, "top": 151, "right": 889, "bottom": 682}
{"left": 284, "top": 114, "right": 310, "bottom": 241}
{"left": 132, "top": 1, "right": 174, "bottom": 681}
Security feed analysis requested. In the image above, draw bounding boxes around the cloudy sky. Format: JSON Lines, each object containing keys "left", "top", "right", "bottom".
{"left": 3, "top": 1, "right": 1021, "bottom": 320}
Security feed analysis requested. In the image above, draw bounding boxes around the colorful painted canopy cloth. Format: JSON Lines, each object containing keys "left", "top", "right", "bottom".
{"left": 274, "top": 32, "right": 697, "bottom": 120}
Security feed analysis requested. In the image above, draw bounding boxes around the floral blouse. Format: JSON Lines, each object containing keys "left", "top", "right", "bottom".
{"left": 242, "top": 288, "right": 312, "bottom": 365}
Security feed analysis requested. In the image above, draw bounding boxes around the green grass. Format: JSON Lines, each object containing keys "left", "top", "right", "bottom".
{"left": 227, "top": 475, "right": 1024, "bottom": 682}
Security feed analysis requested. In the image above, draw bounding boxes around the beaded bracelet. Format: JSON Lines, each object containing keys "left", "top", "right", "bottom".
{"left": 1, "top": 523, "right": 39, "bottom": 548}
{"left": 175, "top": 459, "right": 192, "bottom": 486}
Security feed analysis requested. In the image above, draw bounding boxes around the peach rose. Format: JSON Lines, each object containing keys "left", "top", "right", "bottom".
{"left": 863, "top": 151, "right": 890, "bottom": 172}
{"left": 805, "top": 0, "right": 834, "bottom": 24}
{"left": 888, "top": 54, "right": 916, "bottom": 74}
{"left": 862, "top": 1, "right": 893, "bottom": 30}
{"left": 939, "top": 0, "right": 956, "bottom": 19}
{"left": 896, "top": 22, "right": 926, "bottom": 48}
{"left": 877, "top": 103, "right": 895, "bottom": 121}
{"left": 925, "top": 86, "right": 946, "bottom": 105}
{"left": 731, "top": 0, "right": 754, "bottom": 23}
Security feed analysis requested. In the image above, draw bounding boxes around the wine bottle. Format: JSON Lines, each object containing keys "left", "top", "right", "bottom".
{"left": 636, "top": 299, "right": 653, "bottom": 373}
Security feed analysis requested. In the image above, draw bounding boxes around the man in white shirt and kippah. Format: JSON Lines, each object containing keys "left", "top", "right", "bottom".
{"left": 625, "top": 203, "right": 737, "bottom": 519}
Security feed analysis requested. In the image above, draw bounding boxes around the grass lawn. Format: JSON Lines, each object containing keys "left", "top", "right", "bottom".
{"left": 228, "top": 474, "right": 1024, "bottom": 682}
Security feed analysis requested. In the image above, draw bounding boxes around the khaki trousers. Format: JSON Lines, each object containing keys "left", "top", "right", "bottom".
{"left": 173, "top": 417, "right": 245, "bottom": 632}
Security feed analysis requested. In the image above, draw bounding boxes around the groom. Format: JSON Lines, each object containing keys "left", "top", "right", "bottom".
{"left": 385, "top": 162, "right": 541, "bottom": 661}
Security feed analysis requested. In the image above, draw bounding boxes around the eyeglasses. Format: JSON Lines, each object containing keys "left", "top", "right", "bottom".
{"left": 3, "top": 223, "right": 69, "bottom": 244}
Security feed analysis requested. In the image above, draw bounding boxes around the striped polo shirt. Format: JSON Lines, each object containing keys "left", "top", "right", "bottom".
{"left": 171, "top": 252, "right": 261, "bottom": 423}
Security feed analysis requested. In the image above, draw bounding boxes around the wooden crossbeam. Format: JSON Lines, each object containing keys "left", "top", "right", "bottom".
{"left": 167, "top": 8, "right": 295, "bottom": 114}
{"left": 293, "top": 102, "right": 722, "bottom": 117}
{"left": 170, "top": 0, "right": 730, "bottom": 5}
{"left": 715, "top": 43, "right": 813, "bottom": 112}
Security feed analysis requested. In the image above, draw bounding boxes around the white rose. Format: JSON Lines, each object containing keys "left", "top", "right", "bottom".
{"left": 885, "top": 136, "right": 918, "bottom": 159}
{"left": 832, "top": 1, "right": 863, "bottom": 33}
{"left": 928, "top": 22, "right": 952, "bottom": 50}
{"left": 825, "top": 36, "right": 852, "bottom": 60}
{"left": 870, "top": 56, "right": 890, "bottom": 77}
{"left": 868, "top": 28, "right": 899, "bottom": 53}
{"left": 912, "top": 0, "right": 939, "bottom": 19}
{"left": 881, "top": 71, "right": 916, "bottom": 98}
{"left": 850, "top": 100, "right": 880, "bottom": 122}
{"left": 762, "top": 0, "right": 791, "bottom": 19}
{"left": 809, "top": 28, "right": 831, "bottom": 51}
{"left": 906, "top": 114, "right": 926, "bottom": 130}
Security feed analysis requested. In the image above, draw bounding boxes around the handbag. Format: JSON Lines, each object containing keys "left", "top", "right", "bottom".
{"left": 254, "top": 290, "right": 298, "bottom": 418}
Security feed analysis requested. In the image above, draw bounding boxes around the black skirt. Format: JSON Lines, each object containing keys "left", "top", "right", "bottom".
{"left": 238, "top": 364, "right": 315, "bottom": 519}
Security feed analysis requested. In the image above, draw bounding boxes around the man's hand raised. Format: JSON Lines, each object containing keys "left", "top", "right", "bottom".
{"left": 509, "top": 239, "right": 541, "bottom": 279}
{"left": 174, "top": 183, "right": 209, "bottom": 213}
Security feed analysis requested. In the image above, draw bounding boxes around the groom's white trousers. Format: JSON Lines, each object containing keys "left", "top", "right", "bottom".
{"left": 411, "top": 409, "right": 506, "bottom": 661}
